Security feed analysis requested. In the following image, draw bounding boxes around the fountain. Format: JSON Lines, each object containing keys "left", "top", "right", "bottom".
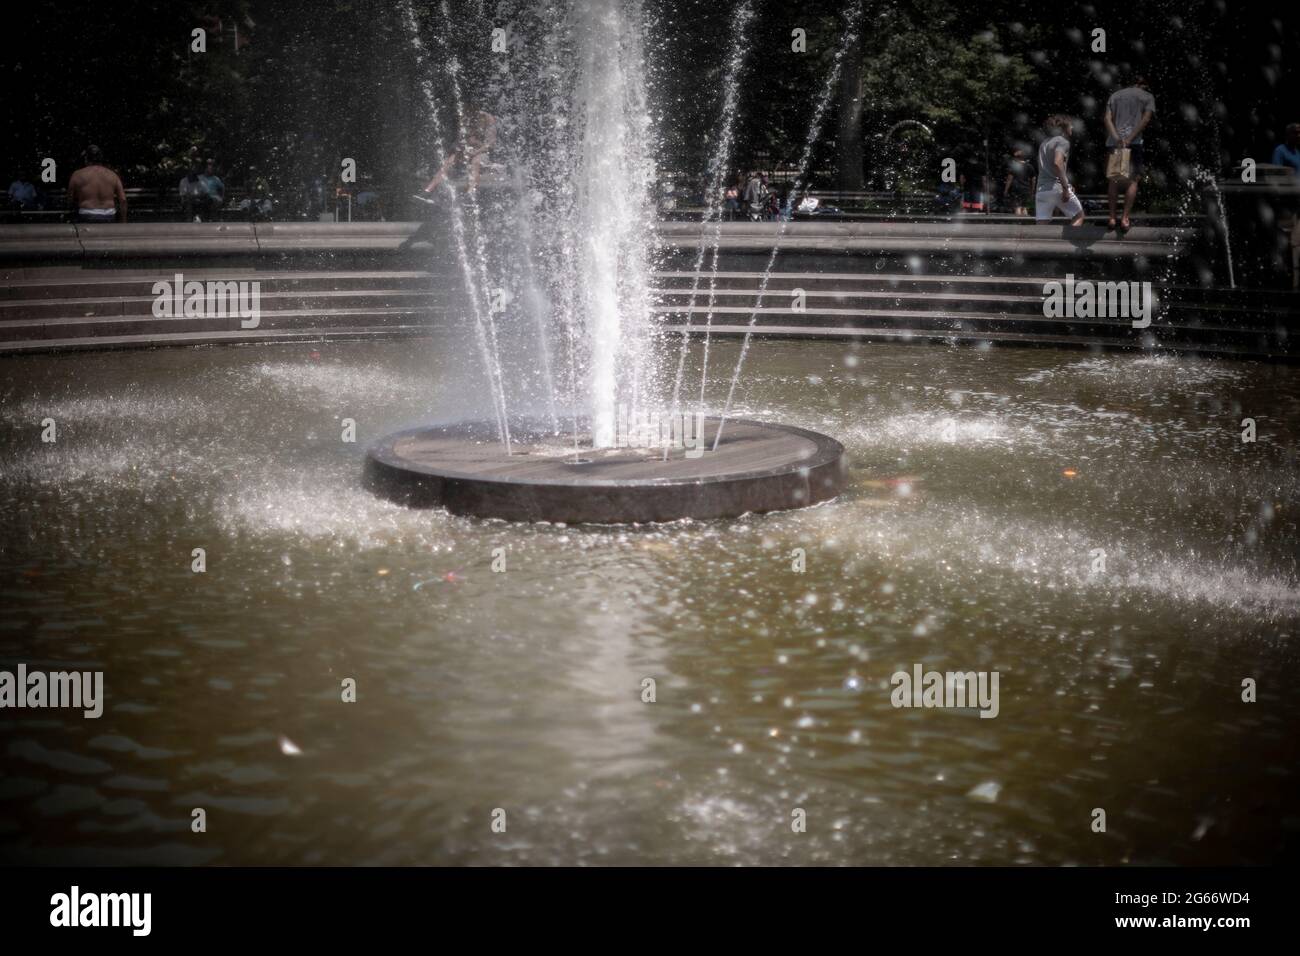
{"left": 365, "top": 416, "right": 844, "bottom": 523}
{"left": 3, "top": 1, "right": 1299, "bottom": 871}
{"left": 367, "top": 0, "right": 849, "bottom": 522}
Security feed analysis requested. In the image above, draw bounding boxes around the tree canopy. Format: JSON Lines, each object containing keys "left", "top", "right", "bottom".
{"left": 2, "top": 0, "right": 1294, "bottom": 208}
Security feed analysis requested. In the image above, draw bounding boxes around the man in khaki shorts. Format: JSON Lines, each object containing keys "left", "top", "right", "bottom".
{"left": 1035, "top": 115, "right": 1085, "bottom": 227}
{"left": 66, "top": 145, "right": 127, "bottom": 223}
{"left": 1103, "top": 75, "right": 1155, "bottom": 232}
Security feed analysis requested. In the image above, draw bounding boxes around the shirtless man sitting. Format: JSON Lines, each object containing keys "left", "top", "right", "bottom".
{"left": 67, "top": 145, "right": 127, "bottom": 223}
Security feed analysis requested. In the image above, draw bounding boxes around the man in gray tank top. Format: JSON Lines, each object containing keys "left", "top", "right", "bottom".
{"left": 1103, "top": 75, "right": 1156, "bottom": 231}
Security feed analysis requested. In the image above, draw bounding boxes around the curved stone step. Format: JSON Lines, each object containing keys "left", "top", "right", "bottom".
{"left": 0, "top": 289, "right": 443, "bottom": 321}
{"left": 651, "top": 271, "right": 1300, "bottom": 316}
{"left": 660, "top": 323, "right": 1272, "bottom": 358}
{"left": 651, "top": 305, "right": 1287, "bottom": 343}
{"left": 0, "top": 324, "right": 439, "bottom": 354}
{"left": 652, "top": 270, "right": 1055, "bottom": 292}
{"left": 0, "top": 307, "right": 443, "bottom": 346}
{"left": 0, "top": 270, "right": 441, "bottom": 300}
{"left": 658, "top": 234, "right": 1181, "bottom": 259}
{"left": 656, "top": 219, "right": 1191, "bottom": 241}
{"left": 651, "top": 288, "right": 1048, "bottom": 313}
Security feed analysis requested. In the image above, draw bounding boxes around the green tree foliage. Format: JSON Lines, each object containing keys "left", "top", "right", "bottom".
{"left": 651, "top": 0, "right": 1035, "bottom": 189}
{"left": 853, "top": 2, "right": 1036, "bottom": 187}
{"left": 1, "top": 0, "right": 1294, "bottom": 211}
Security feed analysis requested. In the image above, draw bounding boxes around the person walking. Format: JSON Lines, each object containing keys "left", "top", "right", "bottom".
{"left": 1035, "top": 115, "right": 1085, "bottom": 227}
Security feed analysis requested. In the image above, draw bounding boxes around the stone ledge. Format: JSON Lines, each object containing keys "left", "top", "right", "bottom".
{"left": 0, "top": 220, "right": 1193, "bottom": 261}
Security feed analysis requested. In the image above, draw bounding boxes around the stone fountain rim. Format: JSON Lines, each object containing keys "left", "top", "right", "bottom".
{"left": 365, "top": 416, "right": 844, "bottom": 489}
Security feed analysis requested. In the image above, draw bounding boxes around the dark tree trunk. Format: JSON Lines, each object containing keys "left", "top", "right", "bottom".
{"left": 836, "top": 25, "right": 865, "bottom": 192}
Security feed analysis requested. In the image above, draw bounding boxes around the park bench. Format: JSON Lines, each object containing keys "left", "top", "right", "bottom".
{"left": 2, "top": 184, "right": 255, "bottom": 224}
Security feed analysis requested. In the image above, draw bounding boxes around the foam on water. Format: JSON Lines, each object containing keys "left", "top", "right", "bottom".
{"left": 849, "top": 413, "right": 1019, "bottom": 448}
{"left": 792, "top": 500, "right": 1300, "bottom": 621}
{"left": 213, "top": 468, "right": 447, "bottom": 551}
{"left": 245, "top": 361, "right": 429, "bottom": 400}
{"left": 1017, "top": 354, "right": 1245, "bottom": 387}
{"left": 2, "top": 395, "right": 195, "bottom": 426}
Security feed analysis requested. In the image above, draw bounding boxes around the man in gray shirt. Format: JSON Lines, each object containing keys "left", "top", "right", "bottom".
{"left": 1103, "top": 75, "right": 1156, "bottom": 231}
{"left": 1035, "top": 115, "right": 1085, "bottom": 226}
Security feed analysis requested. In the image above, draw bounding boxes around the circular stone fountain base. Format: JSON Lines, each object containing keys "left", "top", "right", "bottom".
{"left": 364, "top": 418, "right": 845, "bottom": 523}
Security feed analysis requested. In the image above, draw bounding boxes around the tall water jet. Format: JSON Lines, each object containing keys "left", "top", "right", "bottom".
{"left": 369, "top": 0, "right": 846, "bottom": 522}
{"left": 574, "top": 0, "right": 659, "bottom": 447}
{"left": 420, "top": 0, "right": 661, "bottom": 450}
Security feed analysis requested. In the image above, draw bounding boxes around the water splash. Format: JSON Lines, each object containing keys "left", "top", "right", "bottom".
{"left": 1195, "top": 167, "right": 1237, "bottom": 289}
{"left": 574, "top": 0, "right": 659, "bottom": 446}
{"left": 413, "top": 1, "right": 660, "bottom": 450}
{"left": 668, "top": 0, "right": 756, "bottom": 416}
{"left": 712, "top": 0, "right": 865, "bottom": 449}
{"left": 400, "top": 0, "right": 512, "bottom": 450}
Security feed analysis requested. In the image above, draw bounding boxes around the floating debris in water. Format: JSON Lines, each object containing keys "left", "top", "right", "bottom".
{"left": 966, "top": 781, "right": 1002, "bottom": 803}
{"left": 278, "top": 736, "right": 302, "bottom": 757}
{"left": 413, "top": 571, "right": 463, "bottom": 590}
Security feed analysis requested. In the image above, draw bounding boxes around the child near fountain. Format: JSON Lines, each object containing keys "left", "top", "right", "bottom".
{"left": 413, "top": 109, "right": 498, "bottom": 201}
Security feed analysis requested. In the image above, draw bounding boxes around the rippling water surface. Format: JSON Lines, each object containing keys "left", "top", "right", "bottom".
{"left": 1, "top": 336, "right": 1298, "bottom": 864}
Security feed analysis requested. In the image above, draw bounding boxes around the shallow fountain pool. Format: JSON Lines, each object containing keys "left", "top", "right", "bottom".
{"left": 1, "top": 334, "right": 1297, "bottom": 864}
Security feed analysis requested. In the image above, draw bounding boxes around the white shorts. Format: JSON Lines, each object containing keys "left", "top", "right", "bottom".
{"left": 1035, "top": 185, "right": 1083, "bottom": 222}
